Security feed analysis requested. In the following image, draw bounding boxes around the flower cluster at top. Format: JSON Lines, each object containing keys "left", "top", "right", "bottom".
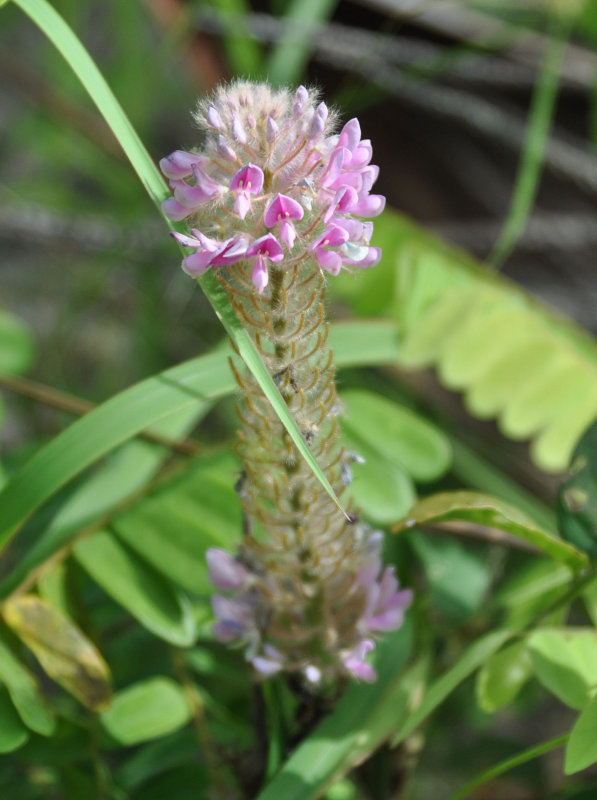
{"left": 160, "top": 82, "right": 385, "bottom": 292}
{"left": 206, "top": 527, "right": 412, "bottom": 684}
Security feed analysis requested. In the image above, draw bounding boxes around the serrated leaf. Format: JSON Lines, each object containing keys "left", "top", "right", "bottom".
{"left": 528, "top": 628, "right": 597, "bottom": 710}
{"left": 0, "top": 631, "right": 55, "bottom": 735}
{"left": 476, "top": 640, "right": 533, "bottom": 713}
{"left": 2, "top": 595, "right": 111, "bottom": 710}
{"left": 565, "top": 694, "right": 597, "bottom": 774}
{"left": 74, "top": 530, "right": 196, "bottom": 646}
{"left": 100, "top": 677, "right": 191, "bottom": 745}
{"left": 341, "top": 390, "right": 451, "bottom": 482}
{"left": 393, "top": 491, "right": 588, "bottom": 570}
{"left": 0, "top": 686, "right": 29, "bottom": 753}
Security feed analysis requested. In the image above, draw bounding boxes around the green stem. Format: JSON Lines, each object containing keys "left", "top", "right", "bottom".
{"left": 449, "top": 733, "right": 568, "bottom": 800}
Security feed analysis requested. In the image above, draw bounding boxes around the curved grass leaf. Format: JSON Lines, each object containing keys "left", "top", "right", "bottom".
{"left": 452, "top": 733, "right": 568, "bottom": 800}
{"left": 393, "top": 491, "right": 588, "bottom": 570}
{"left": 73, "top": 531, "right": 196, "bottom": 646}
{"left": 0, "top": 320, "right": 399, "bottom": 555}
{"left": 10, "top": 0, "right": 347, "bottom": 527}
{"left": 2, "top": 594, "right": 111, "bottom": 711}
{"left": 100, "top": 677, "right": 192, "bottom": 746}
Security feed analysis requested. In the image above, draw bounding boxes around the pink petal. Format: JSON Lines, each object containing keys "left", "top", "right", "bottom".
{"left": 161, "top": 197, "right": 191, "bottom": 221}
{"left": 338, "top": 118, "right": 361, "bottom": 151}
{"left": 234, "top": 191, "right": 251, "bottom": 220}
{"left": 251, "top": 257, "right": 269, "bottom": 293}
{"left": 159, "top": 150, "right": 204, "bottom": 180}
{"left": 264, "top": 194, "right": 304, "bottom": 227}
{"left": 350, "top": 195, "right": 386, "bottom": 217}
{"left": 206, "top": 548, "right": 248, "bottom": 590}
{"left": 230, "top": 163, "right": 264, "bottom": 194}
{"left": 246, "top": 233, "right": 284, "bottom": 261}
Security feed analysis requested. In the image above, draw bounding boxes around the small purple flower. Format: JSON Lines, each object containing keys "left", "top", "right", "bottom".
{"left": 159, "top": 150, "right": 205, "bottom": 180}
{"left": 343, "top": 639, "right": 377, "bottom": 683}
{"left": 246, "top": 233, "right": 284, "bottom": 292}
{"left": 310, "top": 225, "right": 349, "bottom": 275}
{"left": 252, "top": 645, "right": 284, "bottom": 677}
{"left": 206, "top": 548, "right": 249, "bottom": 590}
{"left": 229, "top": 163, "right": 264, "bottom": 219}
{"left": 264, "top": 194, "right": 304, "bottom": 249}
{"left": 211, "top": 595, "right": 254, "bottom": 643}
{"left": 171, "top": 230, "right": 247, "bottom": 276}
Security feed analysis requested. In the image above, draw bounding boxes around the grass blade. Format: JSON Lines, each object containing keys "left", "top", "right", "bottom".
{"left": 490, "top": 23, "right": 569, "bottom": 267}
{"left": 9, "top": 0, "right": 347, "bottom": 523}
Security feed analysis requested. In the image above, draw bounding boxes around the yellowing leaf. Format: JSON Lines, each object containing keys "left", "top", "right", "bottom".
{"left": 2, "top": 595, "right": 111, "bottom": 711}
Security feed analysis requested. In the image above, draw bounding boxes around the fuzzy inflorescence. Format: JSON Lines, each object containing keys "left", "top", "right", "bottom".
{"left": 161, "top": 82, "right": 411, "bottom": 685}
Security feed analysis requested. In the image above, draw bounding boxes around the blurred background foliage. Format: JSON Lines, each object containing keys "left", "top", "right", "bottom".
{"left": 2, "top": 0, "right": 597, "bottom": 798}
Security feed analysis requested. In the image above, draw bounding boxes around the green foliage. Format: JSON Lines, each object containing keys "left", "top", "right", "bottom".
{"left": 100, "top": 677, "right": 192, "bottom": 746}
{"left": 2, "top": 0, "right": 597, "bottom": 796}
{"left": 395, "top": 491, "right": 588, "bottom": 569}
{"left": 558, "top": 420, "right": 597, "bottom": 557}
{"left": 565, "top": 695, "right": 597, "bottom": 774}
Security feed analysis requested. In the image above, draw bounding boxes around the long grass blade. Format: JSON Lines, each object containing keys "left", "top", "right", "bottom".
{"left": 9, "top": 0, "right": 347, "bottom": 522}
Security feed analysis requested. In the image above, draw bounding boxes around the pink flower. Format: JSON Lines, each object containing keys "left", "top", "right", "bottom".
{"left": 245, "top": 233, "right": 284, "bottom": 292}
{"left": 229, "top": 163, "right": 264, "bottom": 219}
{"left": 171, "top": 230, "right": 247, "bottom": 276}
{"left": 264, "top": 194, "right": 304, "bottom": 249}
{"left": 343, "top": 639, "right": 377, "bottom": 682}
{"left": 310, "top": 225, "right": 349, "bottom": 275}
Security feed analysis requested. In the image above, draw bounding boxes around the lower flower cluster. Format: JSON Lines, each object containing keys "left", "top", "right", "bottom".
{"left": 206, "top": 528, "right": 412, "bottom": 684}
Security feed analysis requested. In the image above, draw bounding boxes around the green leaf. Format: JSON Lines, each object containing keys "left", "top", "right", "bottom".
{"left": 100, "top": 677, "right": 192, "bottom": 746}
{"left": 340, "top": 430, "right": 415, "bottom": 525}
{"left": 11, "top": 0, "right": 348, "bottom": 537}
{"left": 391, "top": 629, "right": 515, "bottom": 747}
{"left": 341, "top": 390, "right": 452, "bottom": 482}
{"left": 73, "top": 530, "right": 196, "bottom": 646}
{"left": 565, "top": 694, "right": 597, "bottom": 774}
{"left": 527, "top": 627, "right": 597, "bottom": 710}
{"left": 0, "top": 686, "right": 29, "bottom": 753}
{"left": 0, "top": 320, "right": 398, "bottom": 557}
{"left": 408, "top": 533, "right": 491, "bottom": 621}
{"left": 0, "top": 309, "right": 35, "bottom": 375}
{"left": 476, "top": 640, "right": 533, "bottom": 713}
{"left": 2, "top": 594, "right": 111, "bottom": 711}
{"left": 112, "top": 451, "right": 242, "bottom": 593}
{"left": 257, "top": 623, "right": 415, "bottom": 800}
{"left": 393, "top": 491, "right": 588, "bottom": 570}
{"left": 557, "top": 419, "right": 597, "bottom": 557}
{"left": 0, "top": 631, "right": 55, "bottom": 735}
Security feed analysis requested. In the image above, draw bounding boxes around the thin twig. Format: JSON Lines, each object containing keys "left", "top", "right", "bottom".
{"left": 0, "top": 372, "right": 204, "bottom": 456}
